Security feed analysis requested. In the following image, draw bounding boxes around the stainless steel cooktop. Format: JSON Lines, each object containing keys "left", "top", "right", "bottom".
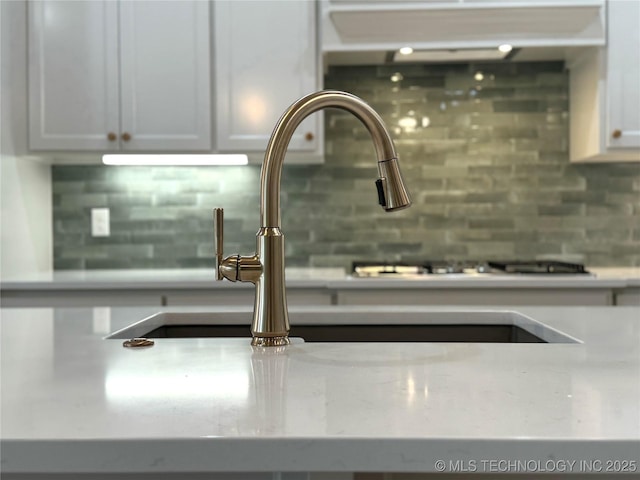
{"left": 351, "top": 260, "right": 591, "bottom": 278}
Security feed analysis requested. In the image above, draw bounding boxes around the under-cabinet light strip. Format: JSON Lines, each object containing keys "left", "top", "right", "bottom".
{"left": 102, "top": 154, "right": 249, "bottom": 166}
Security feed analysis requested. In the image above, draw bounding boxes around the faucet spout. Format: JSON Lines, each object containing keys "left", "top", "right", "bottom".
{"left": 215, "top": 90, "right": 411, "bottom": 346}
{"left": 261, "top": 90, "right": 411, "bottom": 228}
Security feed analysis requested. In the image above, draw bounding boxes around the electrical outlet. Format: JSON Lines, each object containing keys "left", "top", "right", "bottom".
{"left": 91, "top": 208, "right": 110, "bottom": 237}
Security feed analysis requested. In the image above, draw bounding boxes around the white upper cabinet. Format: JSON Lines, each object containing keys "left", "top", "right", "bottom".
{"left": 28, "top": 0, "right": 211, "bottom": 152}
{"left": 569, "top": 0, "right": 640, "bottom": 162}
{"left": 604, "top": 0, "right": 640, "bottom": 151}
{"left": 214, "top": 0, "right": 321, "bottom": 157}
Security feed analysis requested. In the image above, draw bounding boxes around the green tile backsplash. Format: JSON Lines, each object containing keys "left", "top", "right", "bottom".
{"left": 52, "top": 62, "right": 640, "bottom": 269}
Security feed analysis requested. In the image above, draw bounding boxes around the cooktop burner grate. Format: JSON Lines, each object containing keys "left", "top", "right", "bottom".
{"left": 487, "top": 260, "right": 589, "bottom": 274}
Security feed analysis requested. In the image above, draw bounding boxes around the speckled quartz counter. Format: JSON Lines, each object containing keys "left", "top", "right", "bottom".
{"left": 0, "top": 268, "right": 346, "bottom": 289}
{"left": 1, "top": 305, "right": 639, "bottom": 475}
{"left": 2, "top": 267, "right": 639, "bottom": 289}
{"left": 2, "top": 268, "right": 639, "bottom": 308}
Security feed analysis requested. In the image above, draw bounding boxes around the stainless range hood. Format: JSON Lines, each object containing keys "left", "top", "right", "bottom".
{"left": 321, "top": 0, "right": 606, "bottom": 63}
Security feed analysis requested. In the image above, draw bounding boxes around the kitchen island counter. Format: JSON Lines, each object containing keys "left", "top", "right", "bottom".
{"left": 1, "top": 305, "right": 639, "bottom": 475}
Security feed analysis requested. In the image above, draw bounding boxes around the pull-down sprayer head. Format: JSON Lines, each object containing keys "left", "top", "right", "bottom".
{"left": 376, "top": 157, "right": 411, "bottom": 211}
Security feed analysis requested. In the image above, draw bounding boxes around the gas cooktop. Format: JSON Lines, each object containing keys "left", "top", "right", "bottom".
{"left": 351, "top": 260, "right": 591, "bottom": 277}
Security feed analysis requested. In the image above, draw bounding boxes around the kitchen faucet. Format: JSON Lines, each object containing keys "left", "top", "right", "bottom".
{"left": 213, "top": 90, "right": 411, "bottom": 346}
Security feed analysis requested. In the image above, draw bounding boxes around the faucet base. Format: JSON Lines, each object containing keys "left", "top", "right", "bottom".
{"left": 251, "top": 336, "right": 290, "bottom": 347}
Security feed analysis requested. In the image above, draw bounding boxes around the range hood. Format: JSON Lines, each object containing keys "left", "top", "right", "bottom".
{"left": 321, "top": 0, "right": 606, "bottom": 62}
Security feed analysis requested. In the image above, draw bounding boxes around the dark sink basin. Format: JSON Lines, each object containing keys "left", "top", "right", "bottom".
{"left": 143, "top": 324, "right": 545, "bottom": 343}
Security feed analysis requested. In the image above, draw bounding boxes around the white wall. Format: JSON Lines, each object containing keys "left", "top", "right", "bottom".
{"left": 1, "top": 0, "right": 53, "bottom": 278}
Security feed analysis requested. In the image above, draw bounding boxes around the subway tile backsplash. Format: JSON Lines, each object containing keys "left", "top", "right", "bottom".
{"left": 52, "top": 62, "right": 640, "bottom": 269}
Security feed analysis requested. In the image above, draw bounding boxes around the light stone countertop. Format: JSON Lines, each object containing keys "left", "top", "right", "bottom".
{"left": 588, "top": 267, "right": 640, "bottom": 286}
{"left": 1, "top": 304, "right": 639, "bottom": 474}
{"left": 1, "top": 267, "right": 639, "bottom": 290}
{"left": 0, "top": 268, "right": 345, "bottom": 289}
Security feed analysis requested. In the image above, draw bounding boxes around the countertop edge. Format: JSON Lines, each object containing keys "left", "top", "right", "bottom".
{"left": 2, "top": 437, "right": 639, "bottom": 474}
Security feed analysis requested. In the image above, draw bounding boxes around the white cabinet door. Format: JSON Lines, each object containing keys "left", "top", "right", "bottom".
{"left": 214, "top": 0, "right": 319, "bottom": 153}
{"left": 569, "top": 0, "right": 640, "bottom": 162}
{"left": 119, "top": 1, "right": 211, "bottom": 151}
{"left": 28, "top": 1, "right": 120, "bottom": 150}
{"left": 28, "top": 0, "right": 211, "bottom": 152}
{"left": 605, "top": 0, "right": 640, "bottom": 150}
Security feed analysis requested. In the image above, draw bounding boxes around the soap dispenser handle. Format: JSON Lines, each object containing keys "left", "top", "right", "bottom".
{"left": 213, "top": 208, "right": 224, "bottom": 281}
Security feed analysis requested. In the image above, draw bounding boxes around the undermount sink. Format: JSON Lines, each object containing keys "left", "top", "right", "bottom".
{"left": 107, "top": 308, "right": 580, "bottom": 344}
{"left": 132, "top": 324, "right": 546, "bottom": 343}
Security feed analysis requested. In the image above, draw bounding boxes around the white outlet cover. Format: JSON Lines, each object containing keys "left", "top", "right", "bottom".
{"left": 91, "top": 208, "right": 110, "bottom": 237}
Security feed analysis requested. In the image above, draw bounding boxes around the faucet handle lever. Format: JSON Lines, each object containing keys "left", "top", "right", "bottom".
{"left": 213, "top": 208, "right": 224, "bottom": 280}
